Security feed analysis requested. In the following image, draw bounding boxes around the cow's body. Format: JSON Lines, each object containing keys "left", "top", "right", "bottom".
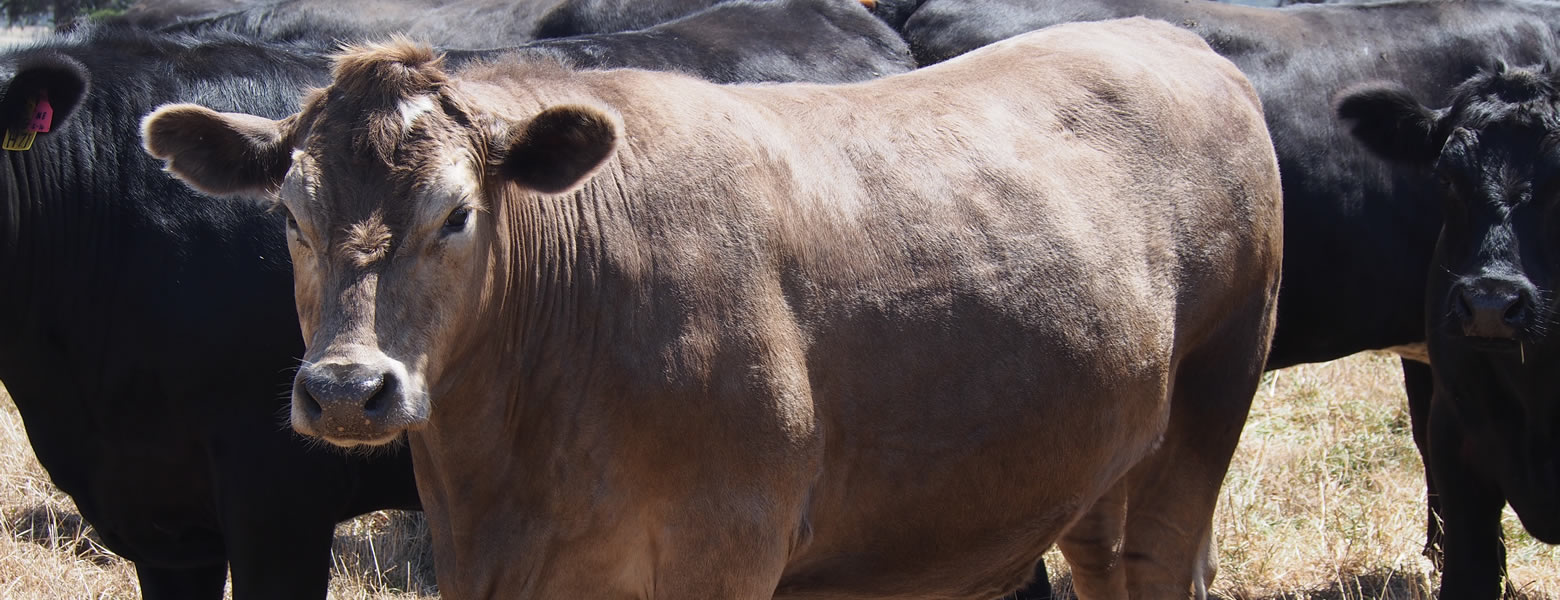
{"left": 900, "top": 0, "right": 1560, "bottom": 571}
{"left": 155, "top": 0, "right": 562, "bottom": 45}
{"left": 146, "top": 17, "right": 1282, "bottom": 599}
{"left": 154, "top": 0, "right": 915, "bottom": 48}
{"left": 0, "top": 26, "right": 421, "bottom": 600}
{"left": 1338, "top": 64, "right": 1560, "bottom": 599}
{"left": 476, "top": 0, "right": 913, "bottom": 84}
{"left": 2, "top": 10, "right": 914, "bottom": 599}
{"left": 531, "top": 0, "right": 727, "bottom": 38}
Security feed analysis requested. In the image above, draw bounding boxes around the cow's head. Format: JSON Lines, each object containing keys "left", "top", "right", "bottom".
{"left": 142, "top": 40, "right": 619, "bottom": 446}
{"left": 1339, "top": 63, "right": 1560, "bottom": 347}
{"left": 1340, "top": 64, "right": 1560, "bottom": 540}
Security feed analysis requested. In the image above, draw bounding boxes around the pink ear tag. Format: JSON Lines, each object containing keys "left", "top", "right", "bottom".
{"left": 27, "top": 92, "right": 52, "bottom": 133}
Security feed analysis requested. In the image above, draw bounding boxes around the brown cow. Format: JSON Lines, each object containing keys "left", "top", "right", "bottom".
{"left": 143, "top": 18, "right": 1281, "bottom": 599}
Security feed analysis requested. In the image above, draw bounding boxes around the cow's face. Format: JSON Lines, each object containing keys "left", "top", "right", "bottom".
{"left": 142, "top": 41, "right": 618, "bottom": 446}
{"left": 1340, "top": 65, "right": 1560, "bottom": 346}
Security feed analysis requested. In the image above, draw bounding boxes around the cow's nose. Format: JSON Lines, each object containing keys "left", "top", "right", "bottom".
{"left": 1454, "top": 282, "right": 1531, "bottom": 339}
{"left": 294, "top": 363, "right": 397, "bottom": 423}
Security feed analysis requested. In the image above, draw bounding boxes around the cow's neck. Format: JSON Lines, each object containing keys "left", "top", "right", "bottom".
{"left": 410, "top": 170, "right": 664, "bottom": 596}
{"left": 0, "top": 101, "right": 133, "bottom": 360}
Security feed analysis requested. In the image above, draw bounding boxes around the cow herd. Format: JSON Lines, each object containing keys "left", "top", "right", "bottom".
{"left": 0, "top": 0, "right": 1555, "bottom": 598}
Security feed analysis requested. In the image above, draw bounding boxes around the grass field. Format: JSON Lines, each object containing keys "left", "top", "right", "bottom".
{"left": 0, "top": 351, "right": 1555, "bottom": 599}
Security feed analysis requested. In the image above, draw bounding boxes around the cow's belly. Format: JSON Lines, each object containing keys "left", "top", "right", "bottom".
{"left": 20, "top": 406, "right": 225, "bottom": 566}
{"left": 773, "top": 324, "right": 1174, "bottom": 599}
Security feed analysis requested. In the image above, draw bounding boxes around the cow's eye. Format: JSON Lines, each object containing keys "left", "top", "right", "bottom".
{"left": 443, "top": 206, "right": 472, "bottom": 233}
{"left": 277, "top": 205, "right": 311, "bottom": 249}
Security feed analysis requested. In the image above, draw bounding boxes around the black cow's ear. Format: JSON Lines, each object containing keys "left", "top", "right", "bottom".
{"left": 141, "top": 103, "right": 293, "bottom": 198}
{"left": 1335, "top": 82, "right": 1445, "bottom": 166}
{"left": 496, "top": 104, "right": 619, "bottom": 195}
{"left": 0, "top": 53, "right": 89, "bottom": 139}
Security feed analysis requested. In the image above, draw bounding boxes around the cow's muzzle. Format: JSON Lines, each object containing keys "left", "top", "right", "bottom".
{"left": 292, "top": 358, "right": 427, "bottom": 446}
{"left": 1450, "top": 277, "right": 1538, "bottom": 340}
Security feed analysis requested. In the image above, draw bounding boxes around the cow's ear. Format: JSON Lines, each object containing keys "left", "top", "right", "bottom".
{"left": 1336, "top": 82, "right": 1446, "bottom": 166}
{"left": 0, "top": 53, "right": 90, "bottom": 139}
{"left": 496, "top": 104, "right": 618, "bottom": 195}
{"left": 141, "top": 103, "right": 293, "bottom": 197}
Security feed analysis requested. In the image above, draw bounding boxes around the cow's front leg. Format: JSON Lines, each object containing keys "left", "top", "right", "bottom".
{"left": 1429, "top": 392, "right": 1510, "bottom": 600}
{"left": 136, "top": 562, "right": 228, "bottom": 600}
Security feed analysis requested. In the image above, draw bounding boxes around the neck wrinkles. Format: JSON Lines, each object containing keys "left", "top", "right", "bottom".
{"left": 435, "top": 164, "right": 623, "bottom": 435}
{"left": 0, "top": 99, "right": 124, "bottom": 329}
{"left": 415, "top": 170, "right": 628, "bottom": 594}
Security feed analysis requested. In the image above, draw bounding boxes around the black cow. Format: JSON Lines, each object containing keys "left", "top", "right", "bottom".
{"left": 528, "top": 0, "right": 923, "bottom": 38}
{"left": 531, "top": 0, "right": 728, "bottom": 38}
{"left": 499, "top": 0, "right": 913, "bottom": 84}
{"left": 1337, "top": 63, "right": 1560, "bottom": 600}
{"left": 0, "top": 26, "right": 419, "bottom": 600}
{"left": 2, "top": 4, "right": 920, "bottom": 598}
{"left": 149, "top": 0, "right": 924, "bottom": 47}
{"left": 896, "top": 0, "right": 1560, "bottom": 592}
{"left": 152, "top": 0, "right": 562, "bottom": 46}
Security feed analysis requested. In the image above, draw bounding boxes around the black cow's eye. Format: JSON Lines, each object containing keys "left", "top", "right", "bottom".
{"left": 443, "top": 206, "right": 472, "bottom": 233}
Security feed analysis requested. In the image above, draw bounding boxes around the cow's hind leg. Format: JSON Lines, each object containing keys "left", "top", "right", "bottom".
{"left": 135, "top": 563, "right": 228, "bottom": 600}
{"left": 1119, "top": 296, "right": 1273, "bottom": 599}
{"left": 1056, "top": 481, "right": 1128, "bottom": 600}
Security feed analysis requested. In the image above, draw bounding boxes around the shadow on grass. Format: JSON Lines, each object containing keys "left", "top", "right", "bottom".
{"left": 331, "top": 509, "right": 438, "bottom": 595}
{"left": 5, "top": 503, "right": 120, "bottom": 566}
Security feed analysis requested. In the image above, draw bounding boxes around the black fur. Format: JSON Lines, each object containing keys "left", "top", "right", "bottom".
{"left": 500, "top": 0, "right": 914, "bottom": 84}
{"left": 1335, "top": 82, "right": 1443, "bottom": 166}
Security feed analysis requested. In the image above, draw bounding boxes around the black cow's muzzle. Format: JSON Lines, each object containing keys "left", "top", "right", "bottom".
{"left": 1449, "top": 277, "right": 1538, "bottom": 341}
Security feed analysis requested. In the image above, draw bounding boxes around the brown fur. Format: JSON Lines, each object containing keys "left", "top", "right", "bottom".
{"left": 144, "top": 17, "right": 1283, "bottom": 600}
{"left": 341, "top": 211, "right": 393, "bottom": 267}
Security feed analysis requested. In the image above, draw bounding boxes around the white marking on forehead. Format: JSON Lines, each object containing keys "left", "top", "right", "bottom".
{"left": 416, "top": 151, "right": 483, "bottom": 224}
{"left": 439, "top": 155, "right": 480, "bottom": 198}
{"left": 398, "top": 95, "right": 437, "bottom": 132}
{"left": 281, "top": 150, "right": 319, "bottom": 200}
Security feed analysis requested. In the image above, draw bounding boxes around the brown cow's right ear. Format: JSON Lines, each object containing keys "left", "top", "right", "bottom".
{"left": 1335, "top": 82, "right": 1446, "bottom": 167}
{"left": 141, "top": 103, "right": 292, "bottom": 197}
{"left": 496, "top": 104, "right": 619, "bottom": 195}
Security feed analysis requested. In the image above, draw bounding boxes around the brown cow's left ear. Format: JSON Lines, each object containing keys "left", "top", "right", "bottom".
{"left": 141, "top": 103, "right": 293, "bottom": 198}
{"left": 497, "top": 104, "right": 618, "bottom": 195}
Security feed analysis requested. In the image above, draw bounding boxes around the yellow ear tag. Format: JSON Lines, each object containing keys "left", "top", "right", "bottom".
{"left": 2, "top": 129, "right": 35, "bottom": 151}
{"left": 3, "top": 99, "right": 38, "bottom": 151}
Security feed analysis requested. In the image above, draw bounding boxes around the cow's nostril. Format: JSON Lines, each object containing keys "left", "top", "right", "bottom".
{"left": 1455, "top": 291, "right": 1475, "bottom": 321}
{"left": 1504, "top": 297, "right": 1530, "bottom": 327}
{"left": 362, "top": 375, "right": 391, "bottom": 417}
{"left": 296, "top": 384, "right": 324, "bottom": 420}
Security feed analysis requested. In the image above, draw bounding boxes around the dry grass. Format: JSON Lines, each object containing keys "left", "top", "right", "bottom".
{"left": 0, "top": 352, "right": 1556, "bottom": 598}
